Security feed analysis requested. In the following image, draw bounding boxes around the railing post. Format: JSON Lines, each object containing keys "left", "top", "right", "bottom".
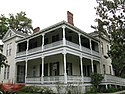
{"left": 80, "top": 56, "right": 84, "bottom": 83}
{"left": 79, "top": 33, "right": 82, "bottom": 51}
{"left": 63, "top": 52, "right": 67, "bottom": 84}
{"left": 25, "top": 61, "right": 27, "bottom": 83}
{"left": 26, "top": 40, "right": 29, "bottom": 55}
{"left": 62, "top": 25, "right": 66, "bottom": 46}
{"left": 91, "top": 59, "right": 94, "bottom": 73}
{"left": 41, "top": 56, "right": 44, "bottom": 84}
{"left": 42, "top": 34, "right": 45, "bottom": 51}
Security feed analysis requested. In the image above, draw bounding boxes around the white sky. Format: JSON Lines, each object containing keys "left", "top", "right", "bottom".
{"left": 0, "top": 0, "right": 97, "bottom": 34}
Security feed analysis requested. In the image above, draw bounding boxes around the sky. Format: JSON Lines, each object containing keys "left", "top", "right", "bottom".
{"left": 0, "top": 0, "right": 97, "bottom": 32}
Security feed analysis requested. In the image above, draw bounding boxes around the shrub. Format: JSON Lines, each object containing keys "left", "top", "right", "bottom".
{"left": 20, "top": 86, "right": 53, "bottom": 94}
{"left": 91, "top": 73, "right": 104, "bottom": 89}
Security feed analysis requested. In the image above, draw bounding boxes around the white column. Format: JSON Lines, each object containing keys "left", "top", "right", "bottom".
{"left": 91, "top": 59, "right": 94, "bottom": 73}
{"left": 25, "top": 60, "right": 28, "bottom": 83}
{"left": 89, "top": 39, "right": 92, "bottom": 54}
{"left": 41, "top": 56, "right": 44, "bottom": 84}
{"left": 26, "top": 40, "right": 29, "bottom": 55}
{"left": 63, "top": 53, "right": 67, "bottom": 84}
{"left": 79, "top": 34, "right": 82, "bottom": 51}
{"left": 62, "top": 25, "right": 66, "bottom": 46}
{"left": 42, "top": 34, "right": 45, "bottom": 51}
{"left": 80, "top": 56, "right": 84, "bottom": 83}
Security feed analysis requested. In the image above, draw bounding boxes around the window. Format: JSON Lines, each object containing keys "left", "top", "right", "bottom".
{"left": 9, "top": 43, "right": 12, "bottom": 56}
{"left": 109, "top": 66, "right": 112, "bottom": 75}
{"left": 9, "top": 32, "right": 12, "bottom": 37}
{"left": 44, "top": 38, "right": 48, "bottom": 45}
{"left": 103, "top": 64, "right": 106, "bottom": 74}
{"left": 66, "top": 63, "right": 72, "bottom": 75}
{"left": 107, "top": 45, "right": 109, "bottom": 53}
{"left": 32, "top": 66, "right": 36, "bottom": 77}
{"left": 52, "top": 35, "right": 59, "bottom": 42}
{"left": 66, "top": 36, "right": 72, "bottom": 42}
{"left": 50, "top": 62, "right": 59, "bottom": 76}
{"left": 6, "top": 44, "right": 9, "bottom": 56}
{"left": 4, "top": 66, "right": 10, "bottom": 79}
{"left": 6, "top": 43, "right": 12, "bottom": 56}
{"left": 101, "top": 43, "right": 104, "bottom": 54}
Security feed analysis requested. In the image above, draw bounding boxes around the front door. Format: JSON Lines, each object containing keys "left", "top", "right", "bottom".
{"left": 17, "top": 65, "right": 25, "bottom": 83}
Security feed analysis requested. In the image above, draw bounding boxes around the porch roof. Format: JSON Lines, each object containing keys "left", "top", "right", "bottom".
{"left": 16, "top": 21, "right": 99, "bottom": 43}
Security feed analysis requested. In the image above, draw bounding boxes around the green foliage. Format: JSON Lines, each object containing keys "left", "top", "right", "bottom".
{"left": 0, "top": 53, "right": 6, "bottom": 72}
{"left": 91, "top": 73, "right": 104, "bottom": 90}
{"left": 92, "top": 0, "right": 125, "bottom": 77}
{"left": 0, "top": 11, "right": 33, "bottom": 39}
{"left": 20, "top": 86, "right": 53, "bottom": 94}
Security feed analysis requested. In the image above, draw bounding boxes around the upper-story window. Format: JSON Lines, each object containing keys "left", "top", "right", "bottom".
{"left": 44, "top": 38, "right": 48, "bottom": 45}
{"left": 52, "top": 35, "right": 59, "bottom": 42}
{"left": 81, "top": 36, "right": 90, "bottom": 49}
{"left": 107, "top": 45, "right": 109, "bottom": 53}
{"left": 91, "top": 41, "right": 99, "bottom": 52}
{"left": 6, "top": 43, "right": 12, "bottom": 56}
{"left": 101, "top": 42, "right": 104, "bottom": 54}
{"left": 66, "top": 36, "right": 72, "bottom": 42}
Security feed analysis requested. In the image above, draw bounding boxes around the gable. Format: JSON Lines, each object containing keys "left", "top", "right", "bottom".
{"left": 2, "top": 29, "right": 27, "bottom": 42}
{"left": 2, "top": 29, "right": 16, "bottom": 42}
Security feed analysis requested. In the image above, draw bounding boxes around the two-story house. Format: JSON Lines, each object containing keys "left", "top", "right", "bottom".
{"left": 1, "top": 11, "right": 125, "bottom": 93}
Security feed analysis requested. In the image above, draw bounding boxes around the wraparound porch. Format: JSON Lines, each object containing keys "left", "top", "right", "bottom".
{"left": 16, "top": 53, "right": 100, "bottom": 84}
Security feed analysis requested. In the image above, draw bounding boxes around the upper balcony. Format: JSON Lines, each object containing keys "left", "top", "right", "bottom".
{"left": 16, "top": 26, "right": 100, "bottom": 58}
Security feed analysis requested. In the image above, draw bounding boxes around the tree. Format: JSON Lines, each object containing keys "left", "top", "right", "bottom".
{"left": 0, "top": 53, "right": 6, "bottom": 72}
{"left": 0, "top": 11, "right": 33, "bottom": 39}
{"left": 92, "top": 0, "right": 125, "bottom": 77}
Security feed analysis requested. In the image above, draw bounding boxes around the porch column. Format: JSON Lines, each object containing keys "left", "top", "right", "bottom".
{"left": 42, "top": 34, "right": 45, "bottom": 51}
{"left": 79, "top": 34, "right": 82, "bottom": 50}
{"left": 25, "top": 60, "right": 28, "bottom": 83}
{"left": 89, "top": 39, "right": 92, "bottom": 54}
{"left": 63, "top": 53, "right": 67, "bottom": 84}
{"left": 41, "top": 56, "right": 44, "bottom": 84}
{"left": 26, "top": 39, "right": 29, "bottom": 55}
{"left": 62, "top": 25, "right": 66, "bottom": 46}
{"left": 80, "top": 56, "right": 84, "bottom": 83}
{"left": 91, "top": 59, "right": 94, "bottom": 73}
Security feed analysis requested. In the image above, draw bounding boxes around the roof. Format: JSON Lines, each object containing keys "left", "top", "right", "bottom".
{"left": 12, "top": 29, "right": 29, "bottom": 37}
{"left": 2, "top": 28, "right": 29, "bottom": 42}
{"left": 17, "top": 21, "right": 99, "bottom": 43}
{"left": 89, "top": 31, "right": 110, "bottom": 42}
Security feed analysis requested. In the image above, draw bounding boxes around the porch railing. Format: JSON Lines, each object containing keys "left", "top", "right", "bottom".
{"left": 92, "top": 50, "right": 99, "bottom": 57}
{"left": 16, "top": 51, "right": 26, "bottom": 57}
{"left": 44, "top": 76, "right": 64, "bottom": 83}
{"left": 28, "top": 46, "right": 42, "bottom": 54}
{"left": 81, "top": 46, "right": 91, "bottom": 54}
{"left": 26, "top": 76, "right": 88, "bottom": 84}
{"left": 26, "top": 77, "right": 41, "bottom": 84}
{"left": 67, "top": 76, "right": 82, "bottom": 83}
{"left": 44, "top": 40, "right": 63, "bottom": 49}
{"left": 66, "top": 41, "right": 80, "bottom": 49}
{"left": 25, "top": 75, "right": 125, "bottom": 87}
{"left": 102, "top": 74, "right": 125, "bottom": 86}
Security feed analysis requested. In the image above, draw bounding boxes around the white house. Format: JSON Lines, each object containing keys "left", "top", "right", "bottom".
{"left": 1, "top": 11, "right": 125, "bottom": 92}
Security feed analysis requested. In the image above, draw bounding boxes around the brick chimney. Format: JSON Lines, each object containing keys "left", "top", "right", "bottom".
{"left": 33, "top": 27, "right": 40, "bottom": 33}
{"left": 67, "top": 11, "right": 74, "bottom": 25}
